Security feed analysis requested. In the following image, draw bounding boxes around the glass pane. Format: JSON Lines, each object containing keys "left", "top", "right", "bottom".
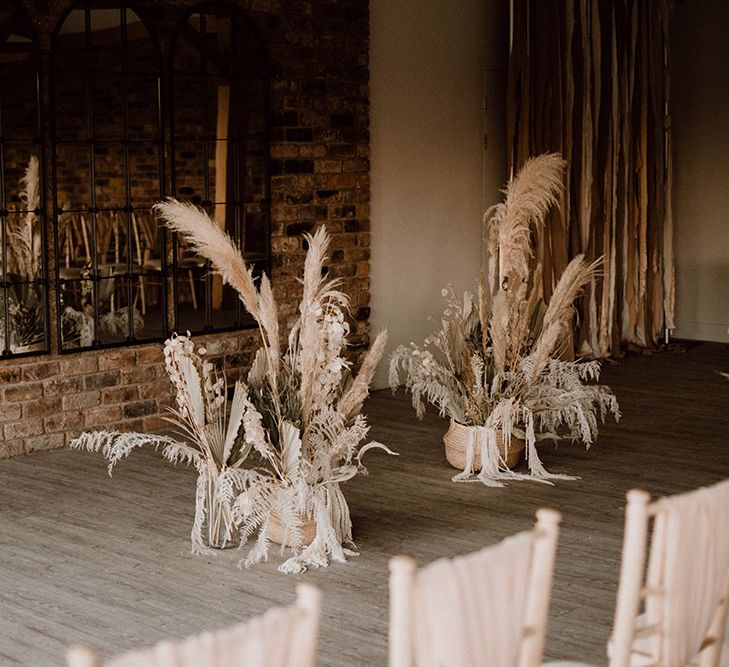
{"left": 91, "top": 72, "right": 125, "bottom": 139}
{"left": 128, "top": 144, "right": 161, "bottom": 208}
{"left": 59, "top": 277, "right": 94, "bottom": 349}
{"left": 1, "top": 280, "right": 46, "bottom": 354}
{"left": 55, "top": 143, "right": 92, "bottom": 210}
{"left": 212, "top": 282, "right": 238, "bottom": 329}
{"left": 135, "top": 209, "right": 163, "bottom": 270}
{"left": 0, "top": 58, "right": 37, "bottom": 141}
{"left": 3, "top": 211, "right": 43, "bottom": 280}
{"left": 97, "top": 274, "right": 132, "bottom": 345}
{"left": 135, "top": 275, "right": 164, "bottom": 339}
{"left": 175, "top": 246, "right": 207, "bottom": 333}
{"left": 124, "top": 9, "right": 156, "bottom": 70}
{"left": 3, "top": 149, "right": 41, "bottom": 214}
{"left": 57, "top": 211, "right": 92, "bottom": 271}
{"left": 53, "top": 70, "right": 89, "bottom": 142}
{"left": 173, "top": 141, "right": 208, "bottom": 202}
{"left": 93, "top": 143, "right": 127, "bottom": 208}
{"left": 127, "top": 73, "right": 159, "bottom": 140}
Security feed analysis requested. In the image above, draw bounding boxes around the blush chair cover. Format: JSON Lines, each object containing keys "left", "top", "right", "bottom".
{"left": 390, "top": 508, "right": 561, "bottom": 667}
{"left": 66, "top": 583, "right": 321, "bottom": 667}
{"left": 544, "top": 478, "right": 729, "bottom": 667}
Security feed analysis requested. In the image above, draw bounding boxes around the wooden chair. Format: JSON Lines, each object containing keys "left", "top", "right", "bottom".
{"left": 66, "top": 583, "right": 321, "bottom": 667}
{"left": 546, "top": 479, "right": 729, "bottom": 667}
{"left": 389, "top": 508, "right": 561, "bottom": 667}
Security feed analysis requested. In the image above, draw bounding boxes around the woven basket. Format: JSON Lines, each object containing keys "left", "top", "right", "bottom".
{"left": 268, "top": 512, "right": 317, "bottom": 548}
{"left": 443, "top": 419, "right": 525, "bottom": 471}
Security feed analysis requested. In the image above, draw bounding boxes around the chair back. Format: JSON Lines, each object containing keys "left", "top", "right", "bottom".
{"left": 389, "top": 508, "right": 561, "bottom": 667}
{"left": 610, "top": 480, "right": 729, "bottom": 667}
{"left": 66, "top": 583, "right": 321, "bottom": 667}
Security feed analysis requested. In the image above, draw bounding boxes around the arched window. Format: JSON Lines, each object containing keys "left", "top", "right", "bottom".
{"left": 170, "top": 3, "right": 270, "bottom": 333}
{"left": 0, "top": 2, "right": 47, "bottom": 357}
{"left": 51, "top": 3, "right": 165, "bottom": 351}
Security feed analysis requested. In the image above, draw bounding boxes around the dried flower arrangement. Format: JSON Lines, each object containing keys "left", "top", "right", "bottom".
{"left": 389, "top": 153, "right": 620, "bottom": 486}
{"left": 72, "top": 200, "right": 393, "bottom": 573}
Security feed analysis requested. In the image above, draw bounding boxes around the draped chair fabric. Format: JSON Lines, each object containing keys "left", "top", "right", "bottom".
{"left": 507, "top": 0, "right": 674, "bottom": 357}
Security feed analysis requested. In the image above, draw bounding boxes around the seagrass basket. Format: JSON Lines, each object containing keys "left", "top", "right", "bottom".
{"left": 443, "top": 419, "right": 525, "bottom": 471}
{"left": 268, "top": 512, "right": 317, "bottom": 547}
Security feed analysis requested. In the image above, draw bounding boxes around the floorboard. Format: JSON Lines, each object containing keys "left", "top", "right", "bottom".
{"left": 1, "top": 341, "right": 728, "bottom": 665}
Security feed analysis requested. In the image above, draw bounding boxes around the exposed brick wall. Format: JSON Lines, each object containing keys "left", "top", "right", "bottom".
{"left": 0, "top": 0, "right": 370, "bottom": 460}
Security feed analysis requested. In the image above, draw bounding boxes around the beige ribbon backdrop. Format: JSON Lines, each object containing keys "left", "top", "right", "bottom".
{"left": 507, "top": 0, "right": 675, "bottom": 357}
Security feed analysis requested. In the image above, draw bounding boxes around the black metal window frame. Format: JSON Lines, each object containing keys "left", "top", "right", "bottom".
{"left": 0, "top": 8, "right": 49, "bottom": 359}
{"left": 50, "top": 1, "right": 167, "bottom": 353}
{"left": 169, "top": 2, "right": 271, "bottom": 335}
{"left": 46, "top": 0, "right": 271, "bottom": 354}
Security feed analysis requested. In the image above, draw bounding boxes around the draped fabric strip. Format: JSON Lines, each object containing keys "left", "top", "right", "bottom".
{"left": 107, "top": 604, "right": 306, "bottom": 667}
{"left": 412, "top": 531, "right": 533, "bottom": 667}
{"left": 645, "top": 479, "right": 729, "bottom": 667}
{"left": 507, "top": 0, "right": 674, "bottom": 357}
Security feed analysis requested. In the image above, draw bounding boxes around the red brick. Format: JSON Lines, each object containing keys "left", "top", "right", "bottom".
{"left": 59, "top": 356, "right": 98, "bottom": 376}
{"left": 102, "top": 385, "right": 139, "bottom": 404}
{"left": 139, "top": 378, "right": 172, "bottom": 400}
{"left": 136, "top": 346, "right": 164, "bottom": 365}
{"left": 120, "top": 366, "right": 156, "bottom": 385}
{"left": 43, "top": 376, "right": 84, "bottom": 397}
{"left": 85, "top": 371, "right": 121, "bottom": 390}
{"left": 0, "top": 367, "right": 22, "bottom": 384}
{"left": 0, "top": 440, "right": 26, "bottom": 459}
{"left": 23, "top": 398, "right": 62, "bottom": 418}
{"left": 123, "top": 400, "right": 157, "bottom": 419}
{"left": 62, "top": 391, "right": 101, "bottom": 411}
{"left": 0, "top": 402, "right": 22, "bottom": 422}
{"left": 84, "top": 405, "right": 122, "bottom": 428}
{"left": 4, "top": 383, "right": 43, "bottom": 402}
{"left": 24, "top": 432, "right": 65, "bottom": 453}
{"left": 22, "top": 362, "right": 60, "bottom": 382}
{"left": 98, "top": 349, "right": 137, "bottom": 371}
{"left": 4, "top": 419, "right": 44, "bottom": 439}
{"left": 142, "top": 415, "right": 169, "bottom": 432}
{"left": 44, "top": 411, "right": 85, "bottom": 433}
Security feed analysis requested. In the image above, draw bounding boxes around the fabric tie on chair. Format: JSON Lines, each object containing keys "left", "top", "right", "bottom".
{"left": 411, "top": 531, "right": 533, "bottom": 667}
{"left": 106, "top": 604, "right": 304, "bottom": 667}
{"left": 647, "top": 479, "right": 729, "bottom": 667}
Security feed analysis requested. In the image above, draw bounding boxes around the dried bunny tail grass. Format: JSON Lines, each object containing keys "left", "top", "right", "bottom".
{"left": 154, "top": 198, "right": 260, "bottom": 321}
{"left": 337, "top": 330, "right": 388, "bottom": 420}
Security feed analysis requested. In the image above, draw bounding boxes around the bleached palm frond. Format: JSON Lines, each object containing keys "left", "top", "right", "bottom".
{"left": 223, "top": 381, "right": 248, "bottom": 464}
{"left": 154, "top": 199, "right": 260, "bottom": 321}
{"left": 70, "top": 430, "right": 193, "bottom": 475}
{"left": 280, "top": 420, "right": 302, "bottom": 479}
{"left": 337, "top": 330, "right": 388, "bottom": 420}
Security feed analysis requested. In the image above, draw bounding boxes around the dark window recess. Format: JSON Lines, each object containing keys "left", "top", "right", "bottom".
{"left": 0, "top": 4, "right": 49, "bottom": 358}
{"left": 46, "top": 2, "right": 271, "bottom": 351}
{"left": 170, "top": 5, "right": 270, "bottom": 334}
{"left": 51, "top": 3, "right": 167, "bottom": 351}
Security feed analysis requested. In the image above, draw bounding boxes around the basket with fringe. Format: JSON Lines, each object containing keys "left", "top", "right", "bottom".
{"left": 443, "top": 419, "right": 525, "bottom": 471}
{"left": 268, "top": 512, "right": 317, "bottom": 547}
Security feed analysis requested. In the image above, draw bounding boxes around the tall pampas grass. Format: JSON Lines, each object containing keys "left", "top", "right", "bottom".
{"left": 390, "top": 153, "right": 619, "bottom": 486}
{"left": 147, "top": 198, "right": 394, "bottom": 571}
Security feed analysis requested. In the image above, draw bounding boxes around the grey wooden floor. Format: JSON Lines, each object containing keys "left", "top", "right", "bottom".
{"left": 1, "top": 342, "right": 728, "bottom": 666}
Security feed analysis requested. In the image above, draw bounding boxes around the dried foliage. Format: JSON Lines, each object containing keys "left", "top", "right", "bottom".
{"left": 390, "top": 154, "right": 620, "bottom": 485}
{"left": 73, "top": 200, "right": 392, "bottom": 573}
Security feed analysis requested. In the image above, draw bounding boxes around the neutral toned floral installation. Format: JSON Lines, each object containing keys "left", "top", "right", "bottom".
{"left": 389, "top": 153, "right": 620, "bottom": 486}
{"left": 73, "top": 201, "right": 393, "bottom": 573}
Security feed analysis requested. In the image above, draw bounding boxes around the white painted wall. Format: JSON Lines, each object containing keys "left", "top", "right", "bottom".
{"left": 369, "top": 0, "right": 508, "bottom": 387}
{"left": 671, "top": 1, "right": 729, "bottom": 342}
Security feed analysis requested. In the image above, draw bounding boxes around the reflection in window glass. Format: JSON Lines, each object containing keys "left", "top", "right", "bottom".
{"left": 171, "top": 5, "right": 269, "bottom": 334}
{"left": 52, "top": 3, "right": 165, "bottom": 350}
{"left": 0, "top": 5, "right": 47, "bottom": 356}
